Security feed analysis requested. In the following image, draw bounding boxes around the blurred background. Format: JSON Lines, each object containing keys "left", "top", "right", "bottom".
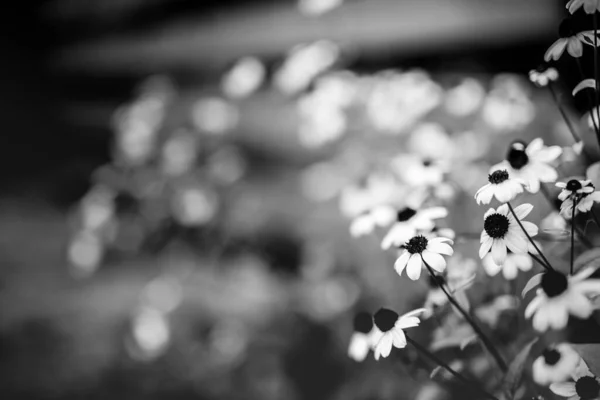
{"left": 0, "top": 0, "right": 584, "bottom": 399}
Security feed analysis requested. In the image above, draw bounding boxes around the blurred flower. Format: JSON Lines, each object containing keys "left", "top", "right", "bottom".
{"left": 128, "top": 307, "right": 170, "bottom": 361}
{"left": 381, "top": 207, "right": 448, "bottom": 249}
{"left": 525, "top": 268, "right": 600, "bottom": 331}
{"left": 191, "top": 97, "right": 239, "bottom": 135}
{"left": 142, "top": 276, "right": 183, "bottom": 313}
{"left": 274, "top": 41, "right": 340, "bottom": 94}
{"left": 79, "top": 185, "right": 116, "bottom": 234}
{"left": 297, "top": 92, "right": 347, "bottom": 148}
{"left": 207, "top": 146, "right": 247, "bottom": 185}
{"left": 545, "top": 18, "right": 598, "bottom": 61}
{"left": 474, "top": 295, "right": 519, "bottom": 327}
{"left": 171, "top": 184, "right": 219, "bottom": 226}
{"left": 444, "top": 78, "right": 485, "bottom": 117}
{"left": 391, "top": 154, "right": 446, "bottom": 187}
{"left": 339, "top": 172, "right": 403, "bottom": 218}
{"left": 567, "top": 0, "right": 600, "bottom": 15}
{"left": 557, "top": 179, "right": 600, "bottom": 218}
{"left": 492, "top": 139, "right": 562, "bottom": 193}
{"left": 348, "top": 312, "right": 377, "bottom": 362}
{"left": 394, "top": 236, "right": 454, "bottom": 280}
{"left": 529, "top": 64, "right": 559, "bottom": 88}
{"left": 550, "top": 360, "right": 599, "bottom": 399}
{"left": 475, "top": 169, "right": 525, "bottom": 205}
{"left": 482, "top": 252, "right": 532, "bottom": 280}
{"left": 298, "top": 0, "right": 343, "bottom": 16}
{"left": 533, "top": 344, "right": 581, "bottom": 385}
{"left": 407, "top": 123, "right": 455, "bottom": 161}
{"left": 67, "top": 231, "right": 104, "bottom": 277}
{"left": 160, "top": 131, "right": 198, "bottom": 176}
{"left": 222, "top": 57, "right": 266, "bottom": 99}
{"left": 372, "top": 308, "right": 425, "bottom": 360}
{"left": 482, "top": 75, "right": 535, "bottom": 131}
{"left": 479, "top": 204, "right": 537, "bottom": 265}
{"left": 350, "top": 205, "right": 396, "bottom": 238}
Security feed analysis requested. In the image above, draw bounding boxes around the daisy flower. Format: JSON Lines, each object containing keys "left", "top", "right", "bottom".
{"left": 479, "top": 204, "right": 537, "bottom": 265}
{"left": 391, "top": 153, "right": 447, "bottom": 187}
{"left": 567, "top": 0, "right": 600, "bottom": 14}
{"left": 381, "top": 207, "right": 448, "bottom": 249}
{"left": 348, "top": 312, "right": 378, "bottom": 362}
{"left": 533, "top": 344, "right": 581, "bottom": 385}
{"left": 544, "top": 18, "right": 598, "bottom": 62}
{"left": 482, "top": 251, "right": 533, "bottom": 280}
{"left": 491, "top": 139, "right": 562, "bottom": 193}
{"left": 557, "top": 179, "right": 600, "bottom": 219}
{"left": 474, "top": 169, "right": 525, "bottom": 205}
{"left": 529, "top": 64, "right": 559, "bottom": 88}
{"left": 394, "top": 235, "right": 453, "bottom": 280}
{"left": 350, "top": 205, "right": 396, "bottom": 237}
{"left": 525, "top": 268, "right": 600, "bottom": 332}
{"left": 372, "top": 307, "right": 425, "bottom": 360}
{"left": 550, "top": 360, "right": 600, "bottom": 400}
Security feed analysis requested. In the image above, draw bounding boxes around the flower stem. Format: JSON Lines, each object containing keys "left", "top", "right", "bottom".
{"left": 507, "top": 202, "right": 554, "bottom": 271}
{"left": 423, "top": 261, "right": 508, "bottom": 372}
{"left": 594, "top": 13, "right": 599, "bottom": 131}
{"left": 571, "top": 199, "right": 577, "bottom": 275}
{"left": 528, "top": 252, "right": 549, "bottom": 270}
{"left": 548, "top": 83, "right": 582, "bottom": 146}
{"left": 406, "top": 335, "right": 500, "bottom": 400}
{"left": 575, "top": 57, "right": 600, "bottom": 148}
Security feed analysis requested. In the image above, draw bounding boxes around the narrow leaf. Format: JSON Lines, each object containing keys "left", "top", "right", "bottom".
{"left": 573, "top": 79, "right": 597, "bottom": 96}
{"left": 503, "top": 338, "right": 538, "bottom": 398}
{"left": 522, "top": 273, "right": 543, "bottom": 298}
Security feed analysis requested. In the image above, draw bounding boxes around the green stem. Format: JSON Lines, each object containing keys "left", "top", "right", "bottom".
{"left": 406, "top": 336, "right": 500, "bottom": 400}
{"left": 423, "top": 261, "right": 508, "bottom": 372}
{"left": 507, "top": 202, "right": 554, "bottom": 271}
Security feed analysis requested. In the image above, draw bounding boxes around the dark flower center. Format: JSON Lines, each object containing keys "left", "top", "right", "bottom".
{"left": 397, "top": 207, "right": 417, "bottom": 222}
{"left": 374, "top": 308, "right": 399, "bottom": 332}
{"left": 575, "top": 376, "right": 600, "bottom": 400}
{"left": 405, "top": 235, "right": 428, "bottom": 254}
{"left": 484, "top": 213, "right": 510, "bottom": 239}
{"left": 566, "top": 180, "right": 583, "bottom": 192}
{"left": 422, "top": 159, "right": 433, "bottom": 167}
{"left": 542, "top": 349, "right": 561, "bottom": 366}
{"left": 507, "top": 141, "right": 529, "bottom": 170}
{"left": 540, "top": 270, "right": 569, "bottom": 297}
{"left": 353, "top": 312, "right": 374, "bottom": 334}
{"left": 558, "top": 18, "right": 576, "bottom": 38}
{"left": 489, "top": 170, "right": 510, "bottom": 185}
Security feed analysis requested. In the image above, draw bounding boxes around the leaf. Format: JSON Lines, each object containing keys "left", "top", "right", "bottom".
{"left": 573, "top": 79, "right": 597, "bottom": 96}
{"left": 454, "top": 291, "right": 471, "bottom": 312}
{"left": 572, "top": 344, "right": 600, "bottom": 377}
{"left": 452, "top": 274, "right": 477, "bottom": 293}
{"left": 574, "top": 248, "right": 600, "bottom": 273}
{"left": 542, "top": 228, "right": 570, "bottom": 237}
{"left": 587, "top": 162, "right": 600, "bottom": 187}
{"left": 460, "top": 334, "right": 478, "bottom": 350}
{"left": 502, "top": 338, "right": 538, "bottom": 398}
{"left": 522, "top": 273, "right": 543, "bottom": 298}
{"left": 430, "top": 365, "right": 442, "bottom": 379}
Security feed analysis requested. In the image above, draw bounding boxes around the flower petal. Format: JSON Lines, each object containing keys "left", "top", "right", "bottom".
{"left": 550, "top": 382, "right": 578, "bottom": 397}
{"left": 422, "top": 250, "right": 447, "bottom": 273}
{"left": 491, "top": 239, "right": 507, "bottom": 265}
{"left": 406, "top": 254, "right": 423, "bottom": 280}
{"left": 394, "top": 251, "right": 411, "bottom": 276}
{"left": 573, "top": 78, "right": 597, "bottom": 96}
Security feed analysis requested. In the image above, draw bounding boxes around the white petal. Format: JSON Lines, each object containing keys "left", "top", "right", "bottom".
{"left": 394, "top": 251, "right": 411, "bottom": 276}
{"left": 482, "top": 254, "right": 502, "bottom": 276}
{"left": 479, "top": 236, "right": 493, "bottom": 259}
{"left": 406, "top": 254, "right": 423, "bottom": 280}
{"left": 391, "top": 328, "right": 407, "bottom": 349}
{"left": 512, "top": 203, "right": 534, "bottom": 220}
{"left": 544, "top": 39, "right": 568, "bottom": 61}
{"left": 491, "top": 239, "right": 507, "bottom": 265}
{"left": 550, "top": 382, "right": 578, "bottom": 397}
{"left": 496, "top": 203, "right": 509, "bottom": 216}
{"left": 573, "top": 78, "right": 597, "bottom": 96}
{"left": 566, "top": 292, "right": 594, "bottom": 319}
{"left": 567, "top": 37, "right": 583, "bottom": 58}
{"left": 374, "top": 334, "right": 393, "bottom": 360}
{"left": 502, "top": 261, "right": 519, "bottom": 280}
{"left": 475, "top": 184, "right": 494, "bottom": 205}
{"left": 504, "top": 231, "right": 528, "bottom": 253}
{"left": 348, "top": 333, "right": 370, "bottom": 362}
{"left": 350, "top": 215, "right": 375, "bottom": 237}
{"left": 427, "top": 241, "right": 453, "bottom": 256}
{"left": 525, "top": 293, "right": 544, "bottom": 318}
{"left": 422, "top": 250, "right": 447, "bottom": 273}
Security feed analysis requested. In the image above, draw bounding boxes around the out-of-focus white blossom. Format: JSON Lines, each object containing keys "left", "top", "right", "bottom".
{"left": 222, "top": 57, "right": 266, "bottom": 99}
{"left": 444, "top": 78, "right": 485, "bottom": 117}
{"left": 191, "top": 97, "right": 239, "bottom": 135}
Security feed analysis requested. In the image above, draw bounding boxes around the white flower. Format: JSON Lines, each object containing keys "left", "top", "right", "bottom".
{"left": 475, "top": 169, "right": 525, "bottom": 205}
{"left": 479, "top": 204, "right": 538, "bottom": 265}
{"left": 394, "top": 236, "right": 453, "bottom": 280}
{"left": 533, "top": 343, "right": 581, "bottom": 386}
{"left": 350, "top": 205, "right": 396, "bottom": 237}
{"left": 348, "top": 312, "right": 378, "bottom": 362}
{"left": 391, "top": 154, "right": 447, "bottom": 187}
{"left": 372, "top": 308, "right": 425, "bottom": 360}
{"left": 567, "top": 0, "right": 600, "bottom": 14}
{"left": 529, "top": 65, "right": 559, "bottom": 87}
{"left": 525, "top": 267, "right": 600, "bottom": 332}
{"left": 550, "top": 360, "right": 600, "bottom": 400}
{"left": 544, "top": 18, "right": 598, "bottom": 61}
{"left": 557, "top": 179, "right": 600, "bottom": 219}
{"left": 482, "top": 252, "right": 533, "bottom": 280}
{"left": 381, "top": 207, "right": 448, "bottom": 249}
{"left": 492, "top": 139, "right": 562, "bottom": 193}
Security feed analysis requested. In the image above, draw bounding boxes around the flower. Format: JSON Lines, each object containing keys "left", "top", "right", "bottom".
{"left": 533, "top": 344, "right": 581, "bottom": 385}
{"left": 479, "top": 204, "right": 537, "bottom": 265}
{"left": 381, "top": 207, "right": 448, "bottom": 249}
{"left": 525, "top": 268, "right": 600, "bottom": 331}
{"left": 348, "top": 312, "right": 378, "bottom": 362}
{"left": 550, "top": 360, "right": 600, "bottom": 400}
{"left": 557, "top": 179, "right": 600, "bottom": 219}
{"left": 475, "top": 169, "right": 525, "bottom": 204}
{"left": 350, "top": 205, "right": 396, "bottom": 237}
{"left": 394, "top": 235, "right": 453, "bottom": 280}
{"left": 391, "top": 154, "right": 447, "bottom": 187}
{"left": 372, "top": 308, "right": 425, "bottom": 360}
{"left": 544, "top": 18, "right": 598, "bottom": 61}
{"left": 491, "top": 139, "right": 562, "bottom": 193}
{"left": 482, "top": 251, "right": 533, "bottom": 280}
{"left": 529, "top": 64, "right": 559, "bottom": 87}
{"left": 566, "top": 0, "right": 600, "bottom": 14}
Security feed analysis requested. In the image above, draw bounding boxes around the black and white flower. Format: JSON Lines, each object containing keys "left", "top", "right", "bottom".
{"left": 525, "top": 268, "right": 600, "bottom": 332}
{"left": 550, "top": 360, "right": 600, "bottom": 400}
{"left": 544, "top": 18, "right": 598, "bottom": 61}
{"left": 394, "top": 235, "right": 454, "bottom": 280}
{"left": 529, "top": 64, "right": 559, "bottom": 87}
{"left": 348, "top": 312, "right": 378, "bottom": 362}
{"left": 491, "top": 139, "right": 562, "bottom": 193}
{"left": 567, "top": 0, "right": 600, "bottom": 14}
{"left": 479, "top": 204, "right": 537, "bottom": 265}
{"left": 533, "top": 343, "right": 581, "bottom": 385}
{"left": 557, "top": 179, "right": 600, "bottom": 219}
{"left": 475, "top": 169, "right": 525, "bottom": 205}
{"left": 381, "top": 207, "right": 448, "bottom": 249}
{"left": 372, "top": 307, "right": 426, "bottom": 360}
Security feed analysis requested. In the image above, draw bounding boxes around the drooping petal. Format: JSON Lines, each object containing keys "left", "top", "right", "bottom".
{"left": 549, "top": 382, "right": 578, "bottom": 397}
{"left": 482, "top": 254, "right": 502, "bottom": 276}
{"left": 491, "top": 239, "right": 507, "bottom": 265}
{"left": 350, "top": 214, "right": 375, "bottom": 237}
{"left": 520, "top": 221, "right": 539, "bottom": 236}
{"left": 422, "top": 250, "right": 447, "bottom": 272}
{"left": 544, "top": 38, "right": 568, "bottom": 62}
{"left": 348, "top": 333, "right": 370, "bottom": 362}
{"left": 475, "top": 184, "right": 495, "bottom": 205}
{"left": 394, "top": 251, "right": 411, "bottom": 276}
{"left": 524, "top": 292, "right": 544, "bottom": 317}
{"left": 566, "top": 292, "right": 594, "bottom": 319}
{"left": 496, "top": 203, "right": 509, "bottom": 216}
{"left": 426, "top": 241, "right": 453, "bottom": 256}
{"left": 479, "top": 236, "right": 493, "bottom": 259}
{"left": 406, "top": 254, "right": 423, "bottom": 280}
{"left": 512, "top": 203, "right": 534, "bottom": 220}
{"left": 573, "top": 78, "right": 597, "bottom": 96}
{"left": 374, "top": 333, "right": 393, "bottom": 360}
{"left": 391, "top": 328, "right": 407, "bottom": 349}
{"left": 567, "top": 37, "right": 583, "bottom": 58}
{"left": 503, "top": 231, "right": 529, "bottom": 253}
